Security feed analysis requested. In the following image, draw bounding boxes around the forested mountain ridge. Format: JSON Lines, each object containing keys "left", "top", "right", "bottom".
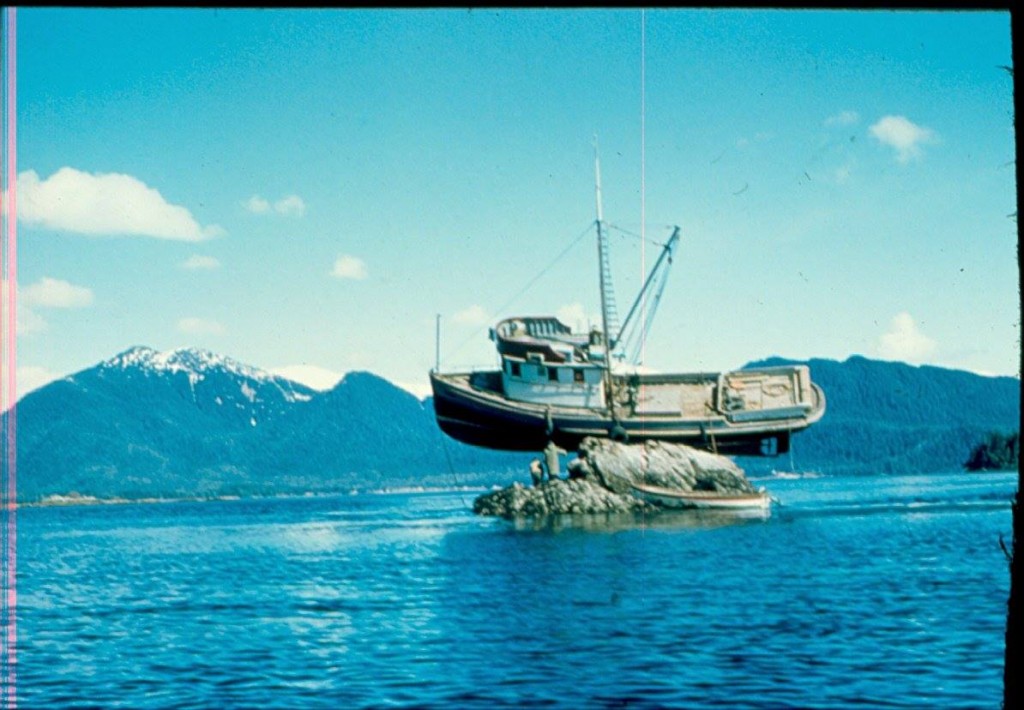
{"left": 740, "top": 355, "right": 1020, "bottom": 475}
{"left": 13, "top": 349, "right": 1020, "bottom": 502}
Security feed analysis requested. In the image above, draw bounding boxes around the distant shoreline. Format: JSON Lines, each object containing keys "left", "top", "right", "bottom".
{"left": 17, "top": 470, "right": 1017, "bottom": 509}
{"left": 20, "top": 486, "right": 496, "bottom": 509}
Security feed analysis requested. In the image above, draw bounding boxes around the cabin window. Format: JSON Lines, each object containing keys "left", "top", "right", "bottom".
{"left": 574, "top": 369, "right": 585, "bottom": 384}
{"left": 548, "top": 367, "right": 559, "bottom": 382}
{"left": 510, "top": 362, "right": 521, "bottom": 377}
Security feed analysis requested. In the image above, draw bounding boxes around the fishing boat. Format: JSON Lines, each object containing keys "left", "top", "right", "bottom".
{"left": 628, "top": 481, "right": 773, "bottom": 510}
{"left": 430, "top": 152, "right": 826, "bottom": 456}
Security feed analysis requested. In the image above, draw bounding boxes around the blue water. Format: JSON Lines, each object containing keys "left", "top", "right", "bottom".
{"left": 15, "top": 471, "right": 1016, "bottom": 708}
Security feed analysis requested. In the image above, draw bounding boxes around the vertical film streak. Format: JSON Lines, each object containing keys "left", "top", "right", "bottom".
{"left": 1, "top": 7, "right": 15, "bottom": 708}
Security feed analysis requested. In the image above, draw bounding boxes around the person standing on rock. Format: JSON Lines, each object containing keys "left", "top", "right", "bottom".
{"left": 544, "top": 440, "right": 566, "bottom": 482}
{"left": 529, "top": 457, "right": 544, "bottom": 487}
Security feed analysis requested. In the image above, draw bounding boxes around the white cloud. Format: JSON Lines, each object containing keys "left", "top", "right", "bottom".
{"left": 21, "top": 277, "right": 94, "bottom": 308}
{"left": 274, "top": 195, "right": 306, "bottom": 217}
{"left": 877, "top": 312, "right": 937, "bottom": 363}
{"left": 17, "top": 306, "right": 47, "bottom": 334}
{"left": 392, "top": 379, "right": 432, "bottom": 399}
{"left": 10, "top": 167, "right": 223, "bottom": 240}
{"left": 177, "top": 317, "right": 225, "bottom": 336}
{"left": 556, "top": 302, "right": 598, "bottom": 331}
{"left": 245, "top": 193, "right": 306, "bottom": 217}
{"left": 2, "top": 277, "right": 89, "bottom": 336}
{"left": 181, "top": 255, "right": 220, "bottom": 270}
{"left": 17, "top": 365, "right": 61, "bottom": 400}
{"left": 833, "top": 163, "right": 853, "bottom": 184}
{"left": 825, "top": 110, "right": 859, "bottom": 127}
{"left": 331, "top": 255, "right": 368, "bottom": 280}
{"left": 453, "top": 304, "right": 489, "bottom": 326}
{"left": 735, "top": 132, "right": 772, "bottom": 150}
{"left": 270, "top": 364, "right": 343, "bottom": 391}
{"left": 278, "top": 368, "right": 430, "bottom": 399}
{"left": 869, "top": 115, "right": 938, "bottom": 163}
{"left": 244, "top": 195, "right": 271, "bottom": 214}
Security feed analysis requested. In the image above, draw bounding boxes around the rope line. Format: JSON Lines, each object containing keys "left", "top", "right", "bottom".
{"left": 441, "top": 221, "right": 595, "bottom": 365}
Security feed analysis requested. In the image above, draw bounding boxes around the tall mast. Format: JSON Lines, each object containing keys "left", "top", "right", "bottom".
{"left": 593, "top": 139, "right": 620, "bottom": 355}
{"left": 593, "top": 139, "right": 618, "bottom": 416}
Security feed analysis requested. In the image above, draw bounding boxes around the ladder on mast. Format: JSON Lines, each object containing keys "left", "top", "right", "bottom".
{"left": 593, "top": 140, "right": 620, "bottom": 350}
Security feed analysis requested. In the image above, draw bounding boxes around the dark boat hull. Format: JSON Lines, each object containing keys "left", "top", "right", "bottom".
{"left": 430, "top": 369, "right": 825, "bottom": 456}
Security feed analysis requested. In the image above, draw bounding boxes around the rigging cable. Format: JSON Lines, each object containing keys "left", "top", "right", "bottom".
{"left": 638, "top": 7, "right": 650, "bottom": 530}
{"left": 441, "top": 221, "right": 596, "bottom": 367}
{"left": 640, "top": 5, "right": 647, "bottom": 372}
{"left": 603, "top": 220, "right": 675, "bottom": 248}
{"left": 621, "top": 250, "right": 675, "bottom": 365}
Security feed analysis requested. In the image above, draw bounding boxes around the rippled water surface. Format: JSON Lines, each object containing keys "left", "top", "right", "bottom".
{"left": 16, "top": 472, "right": 1016, "bottom": 708}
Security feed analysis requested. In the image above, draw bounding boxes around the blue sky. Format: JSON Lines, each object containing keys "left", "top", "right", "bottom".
{"left": 5, "top": 8, "right": 1018, "bottom": 398}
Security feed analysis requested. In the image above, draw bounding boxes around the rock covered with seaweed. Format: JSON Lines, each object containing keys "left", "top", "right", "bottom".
{"left": 473, "top": 477, "right": 646, "bottom": 516}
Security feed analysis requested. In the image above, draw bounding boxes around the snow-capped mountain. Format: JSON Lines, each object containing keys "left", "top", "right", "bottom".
{"left": 16, "top": 346, "right": 520, "bottom": 502}
{"left": 93, "top": 346, "right": 317, "bottom": 429}
{"left": 102, "top": 346, "right": 311, "bottom": 397}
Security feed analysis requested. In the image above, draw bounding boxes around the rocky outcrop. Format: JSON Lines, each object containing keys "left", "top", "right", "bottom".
{"left": 474, "top": 437, "right": 758, "bottom": 518}
{"left": 567, "top": 437, "right": 756, "bottom": 495}
{"left": 473, "top": 478, "right": 647, "bottom": 517}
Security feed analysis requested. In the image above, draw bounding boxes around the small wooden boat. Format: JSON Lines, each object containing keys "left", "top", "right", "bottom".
{"left": 628, "top": 481, "right": 773, "bottom": 510}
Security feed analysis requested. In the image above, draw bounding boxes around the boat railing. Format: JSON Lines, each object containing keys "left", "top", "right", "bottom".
{"left": 433, "top": 363, "right": 503, "bottom": 376}
{"left": 523, "top": 317, "right": 572, "bottom": 338}
{"left": 612, "top": 371, "right": 721, "bottom": 385}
